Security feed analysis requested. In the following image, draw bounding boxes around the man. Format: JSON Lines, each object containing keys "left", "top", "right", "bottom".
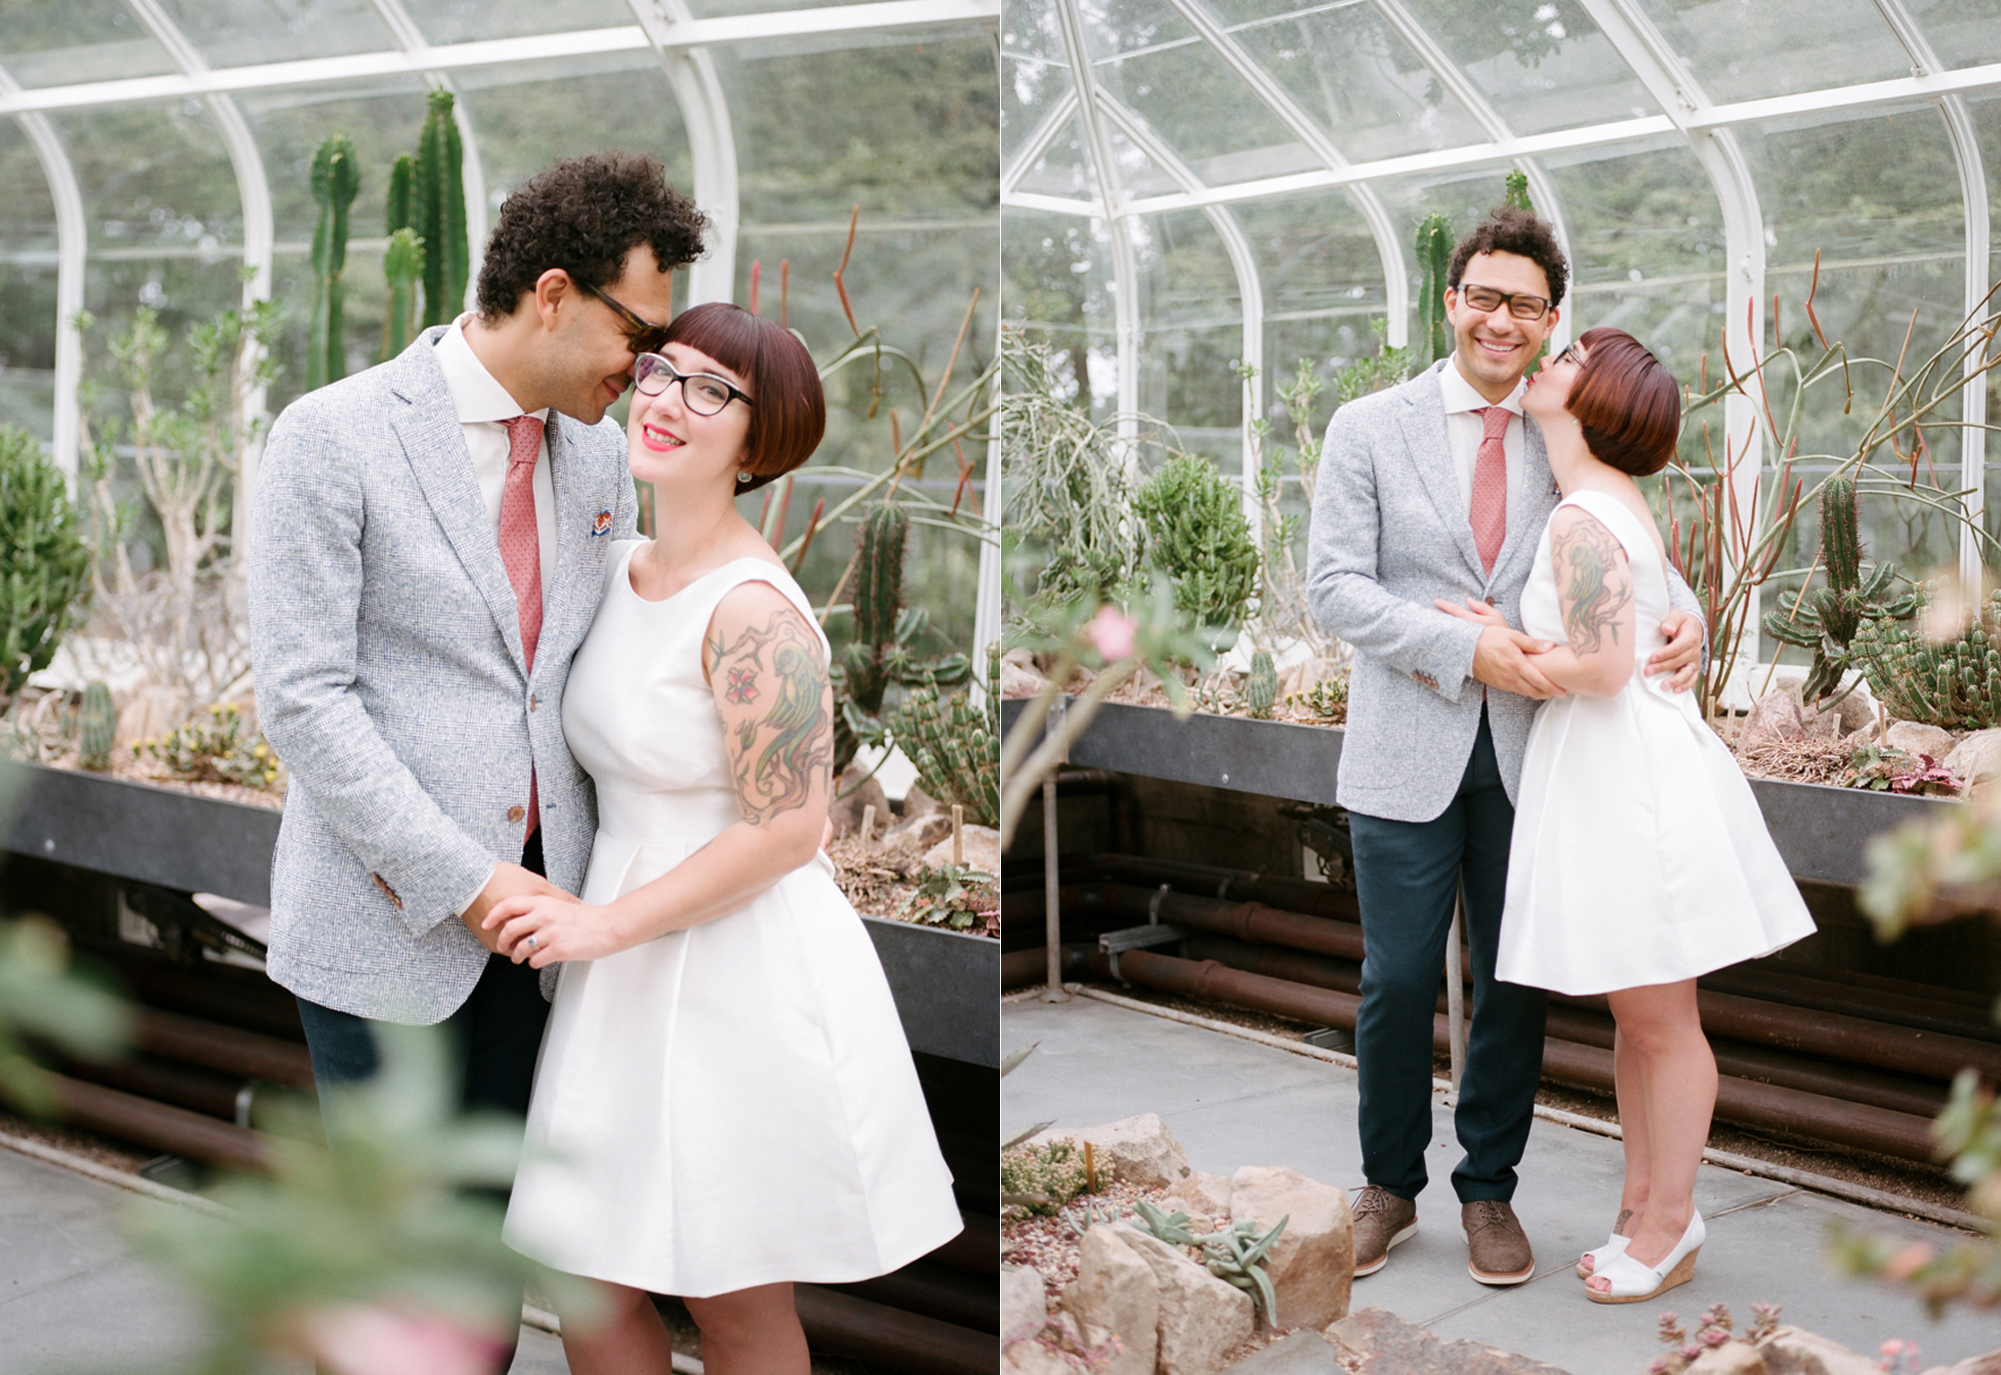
{"left": 1306, "top": 205, "right": 1704, "bottom": 1285}
{"left": 249, "top": 152, "right": 704, "bottom": 1119}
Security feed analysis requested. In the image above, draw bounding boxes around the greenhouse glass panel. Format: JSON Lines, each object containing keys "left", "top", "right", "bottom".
{"left": 1394, "top": 0, "right": 1660, "bottom": 138}
{"left": 1967, "top": 89, "right": 2001, "bottom": 542}
{"left": 1204, "top": 0, "right": 1488, "bottom": 162}
{"left": 455, "top": 52, "right": 693, "bottom": 200}
{"left": 395, "top": 0, "right": 635, "bottom": 47}
{"left": 1008, "top": 118, "right": 1095, "bottom": 199}
{"left": 1003, "top": 205, "right": 1119, "bottom": 411}
{"left": 1002, "top": 43, "right": 1071, "bottom": 169}
{"left": 1913, "top": 0, "right": 2001, "bottom": 72}
{"left": 151, "top": 0, "right": 394, "bottom": 70}
{"left": 1635, "top": 0, "right": 1911, "bottom": 105}
{"left": 1238, "top": 190, "right": 1394, "bottom": 385}
{"left": 0, "top": 0, "right": 177, "bottom": 87}
{"left": 683, "top": 0, "right": 858, "bottom": 16}
{"left": 0, "top": 120, "right": 58, "bottom": 443}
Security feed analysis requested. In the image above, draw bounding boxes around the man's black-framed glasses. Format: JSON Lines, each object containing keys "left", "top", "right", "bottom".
{"left": 1457, "top": 283, "right": 1552, "bottom": 321}
{"left": 572, "top": 275, "right": 670, "bottom": 355}
{"left": 632, "top": 352, "right": 753, "bottom": 416}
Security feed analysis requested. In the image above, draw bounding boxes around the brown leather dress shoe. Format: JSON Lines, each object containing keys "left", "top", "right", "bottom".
{"left": 1463, "top": 1199, "right": 1535, "bottom": 1284}
{"left": 1351, "top": 1185, "right": 1418, "bottom": 1277}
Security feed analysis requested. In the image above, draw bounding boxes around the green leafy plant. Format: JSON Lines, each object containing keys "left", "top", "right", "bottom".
{"left": 1130, "top": 1199, "right": 1289, "bottom": 1326}
{"left": 1761, "top": 473, "right": 1920, "bottom": 703}
{"left": 1132, "top": 453, "right": 1259, "bottom": 654}
{"left": 1843, "top": 743, "right": 1959, "bottom": 796}
{"left": 139, "top": 702, "right": 280, "bottom": 789}
{"left": 0, "top": 915, "right": 130, "bottom": 1116}
{"left": 1850, "top": 587, "right": 2001, "bottom": 730}
{"left": 0, "top": 424, "right": 91, "bottom": 703}
{"left": 1000, "top": 1138, "right": 1089, "bottom": 1217}
{"left": 897, "top": 863, "right": 996, "bottom": 931}
{"left": 415, "top": 91, "right": 469, "bottom": 329}
{"left": 893, "top": 645, "right": 998, "bottom": 827}
{"left": 308, "top": 134, "right": 360, "bottom": 392}
{"left": 1503, "top": 168, "right": 1533, "bottom": 212}
{"left": 1286, "top": 677, "right": 1347, "bottom": 722}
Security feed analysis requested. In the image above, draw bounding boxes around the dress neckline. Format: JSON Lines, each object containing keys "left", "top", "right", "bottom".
{"left": 619, "top": 544, "right": 788, "bottom": 607}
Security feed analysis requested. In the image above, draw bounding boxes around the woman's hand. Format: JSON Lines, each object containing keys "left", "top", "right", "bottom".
{"left": 1434, "top": 596, "right": 1511, "bottom": 631}
{"left": 482, "top": 892, "right": 621, "bottom": 968}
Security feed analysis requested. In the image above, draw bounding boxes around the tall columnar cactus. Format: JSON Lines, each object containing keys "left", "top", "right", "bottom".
{"left": 895, "top": 645, "right": 999, "bottom": 827}
{"left": 1243, "top": 649, "right": 1277, "bottom": 719}
{"left": 381, "top": 154, "right": 425, "bottom": 361}
{"left": 416, "top": 90, "right": 469, "bottom": 328}
{"left": 1414, "top": 213, "right": 1454, "bottom": 370}
{"left": 0, "top": 426, "right": 90, "bottom": 702}
{"left": 831, "top": 503, "right": 968, "bottom": 773}
{"left": 307, "top": 134, "right": 360, "bottom": 392}
{"left": 78, "top": 681, "right": 115, "bottom": 771}
{"left": 1761, "top": 473, "right": 1921, "bottom": 702}
{"left": 1852, "top": 587, "right": 2001, "bottom": 731}
{"left": 1503, "top": 168, "right": 1534, "bottom": 213}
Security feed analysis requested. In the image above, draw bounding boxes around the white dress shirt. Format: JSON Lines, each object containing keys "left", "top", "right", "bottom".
{"left": 433, "top": 317, "right": 556, "bottom": 599}
{"left": 1439, "top": 354, "right": 1526, "bottom": 520}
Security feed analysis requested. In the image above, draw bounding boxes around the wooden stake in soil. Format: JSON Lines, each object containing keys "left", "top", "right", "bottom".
{"left": 951, "top": 804, "right": 964, "bottom": 865}
{"left": 860, "top": 804, "right": 877, "bottom": 845}
{"left": 1084, "top": 1140, "right": 1096, "bottom": 1194}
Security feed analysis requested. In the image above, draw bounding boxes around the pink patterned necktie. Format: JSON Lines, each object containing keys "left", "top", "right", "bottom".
{"left": 1470, "top": 406, "right": 1510, "bottom": 576}
{"left": 500, "top": 414, "right": 544, "bottom": 838}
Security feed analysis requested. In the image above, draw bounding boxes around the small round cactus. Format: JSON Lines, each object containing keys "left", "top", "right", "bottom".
{"left": 78, "top": 681, "right": 115, "bottom": 771}
{"left": 1243, "top": 650, "right": 1278, "bottom": 719}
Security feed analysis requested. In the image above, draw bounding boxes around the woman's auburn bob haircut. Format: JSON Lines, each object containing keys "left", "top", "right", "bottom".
{"left": 1566, "top": 326, "right": 1681, "bottom": 478}
{"left": 662, "top": 302, "right": 826, "bottom": 495}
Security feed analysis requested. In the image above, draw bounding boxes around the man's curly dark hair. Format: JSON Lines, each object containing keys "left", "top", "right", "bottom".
{"left": 476, "top": 152, "right": 707, "bottom": 319}
{"left": 1447, "top": 204, "right": 1568, "bottom": 310}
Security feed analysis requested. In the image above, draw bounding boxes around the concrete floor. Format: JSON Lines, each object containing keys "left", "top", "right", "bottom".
{"left": 1003, "top": 993, "right": 2001, "bottom": 1374}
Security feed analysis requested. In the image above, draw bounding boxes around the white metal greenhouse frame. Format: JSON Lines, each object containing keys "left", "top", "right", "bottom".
{"left": 1003, "top": 0, "right": 2001, "bottom": 593}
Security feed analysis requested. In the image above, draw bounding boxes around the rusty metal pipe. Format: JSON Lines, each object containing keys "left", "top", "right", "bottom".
{"left": 134, "top": 1008, "right": 318, "bottom": 1092}
{"left": 1085, "top": 854, "right": 1359, "bottom": 921}
{"left": 793, "top": 1283, "right": 995, "bottom": 1375}
{"left": 49, "top": 1071, "right": 269, "bottom": 1171}
{"left": 54, "top": 1053, "right": 277, "bottom": 1124}
{"left": 1003, "top": 944, "right": 1092, "bottom": 986}
{"left": 1086, "top": 947, "right": 1942, "bottom": 1163}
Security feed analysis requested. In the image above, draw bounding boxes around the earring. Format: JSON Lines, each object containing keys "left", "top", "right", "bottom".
{"left": 737, "top": 470, "right": 754, "bottom": 483}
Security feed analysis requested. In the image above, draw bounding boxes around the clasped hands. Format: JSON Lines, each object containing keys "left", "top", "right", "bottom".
{"left": 459, "top": 861, "right": 614, "bottom": 968}
{"left": 1433, "top": 597, "right": 1703, "bottom": 700}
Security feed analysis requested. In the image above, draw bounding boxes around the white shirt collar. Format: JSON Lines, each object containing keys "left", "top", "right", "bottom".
{"left": 1440, "top": 354, "right": 1526, "bottom": 417}
{"left": 433, "top": 315, "right": 550, "bottom": 427}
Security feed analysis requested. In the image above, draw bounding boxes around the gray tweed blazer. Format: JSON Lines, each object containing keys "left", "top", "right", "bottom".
{"left": 248, "top": 326, "right": 638, "bottom": 1023}
{"left": 1306, "top": 359, "right": 1699, "bottom": 824}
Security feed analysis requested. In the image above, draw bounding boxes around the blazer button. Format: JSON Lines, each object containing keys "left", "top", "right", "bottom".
{"left": 507, "top": 805, "right": 525, "bottom": 823}
{"left": 529, "top": 694, "right": 539, "bottom": 711}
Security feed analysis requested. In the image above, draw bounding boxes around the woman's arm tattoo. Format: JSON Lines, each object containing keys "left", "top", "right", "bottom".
{"left": 707, "top": 609, "right": 832, "bottom": 825}
{"left": 1552, "top": 518, "right": 1632, "bottom": 656}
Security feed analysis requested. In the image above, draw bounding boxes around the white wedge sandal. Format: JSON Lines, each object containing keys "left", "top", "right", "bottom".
{"left": 1584, "top": 1209, "right": 1704, "bottom": 1305}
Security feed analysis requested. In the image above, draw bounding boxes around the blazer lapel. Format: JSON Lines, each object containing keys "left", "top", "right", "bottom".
{"left": 386, "top": 335, "right": 529, "bottom": 675}
{"left": 1399, "top": 365, "right": 1486, "bottom": 580}
{"left": 539, "top": 416, "right": 603, "bottom": 666}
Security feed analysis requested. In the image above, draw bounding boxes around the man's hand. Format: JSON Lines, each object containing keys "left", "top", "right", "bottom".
{"left": 1648, "top": 610, "right": 1704, "bottom": 693}
{"left": 1470, "top": 625, "right": 1565, "bottom": 700}
{"left": 460, "top": 861, "right": 568, "bottom": 953}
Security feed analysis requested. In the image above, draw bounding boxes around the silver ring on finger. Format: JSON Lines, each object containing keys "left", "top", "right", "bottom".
{"left": 525, "top": 935, "right": 539, "bottom": 952}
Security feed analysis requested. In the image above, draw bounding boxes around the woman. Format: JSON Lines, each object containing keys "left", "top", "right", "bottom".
{"left": 1439, "top": 328, "right": 1814, "bottom": 1304}
{"left": 483, "top": 302, "right": 963, "bottom": 1372}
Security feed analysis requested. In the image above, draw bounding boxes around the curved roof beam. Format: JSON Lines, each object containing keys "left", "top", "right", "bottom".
{"left": 1365, "top": 0, "right": 1570, "bottom": 344}
{"left": 626, "top": 0, "right": 740, "bottom": 307}
{"left": 1871, "top": 0, "right": 1988, "bottom": 592}
{"left": 1055, "top": 0, "right": 1140, "bottom": 432}
{"left": 365, "top": 0, "right": 491, "bottom": 312}
{"left": 1099, "top": 91, "right": 1266, "bottom": 522}
{"left": 0, "top": 65, "right": 84, "bottom": 482}
{"left": 1156, "top": 0, "right": 1407, "bottom": 346}
{"left": 1578, "top": 0, "right": 1764, "bottom": 603}
{"left": 1001, "top": 86, "right": 1080, "bottom": 197}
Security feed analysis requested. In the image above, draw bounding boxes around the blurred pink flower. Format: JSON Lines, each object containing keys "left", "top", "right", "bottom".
{"left": 290, "top": 1303, "right": 510, "bottom": 1375}
{"left": 1086, "top": 606, "right": 1138, "bottom": 662}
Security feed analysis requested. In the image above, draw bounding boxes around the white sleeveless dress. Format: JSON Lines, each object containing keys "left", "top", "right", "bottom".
{"left": 1497, "top": 490, "right": 1815, "bottom": 997}
{"left": 502, "top": 543, "right": 962, "bottom": 1297}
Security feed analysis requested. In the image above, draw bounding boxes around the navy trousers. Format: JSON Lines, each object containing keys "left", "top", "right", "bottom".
{"left": 1346, "top": 708, "right": 1549, "bottom": 1204}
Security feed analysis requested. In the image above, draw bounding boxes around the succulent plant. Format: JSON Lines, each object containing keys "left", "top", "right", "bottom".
{"left": 1243, "top": 649, "right": 1277, "bottom": 719}
{"left": 416, "top": 90, "right": 469, "bottom": 329}
{"left": 1414, "top": 213, "right": 1454, "bottom": 370}
{"left": 1762, "top": 473, "right": 1920, "bottom": 702}
{"left": 1851, "top": 586, "right": 2001, "bottom": 730}
{"left": 0, "top": 425, "right": 90, "bottom": 703}
{"left": 78, "top": 681, "right": 115, "bottom": 771}
{"left": 894, "top": 644, "right": 998, "bottom": 827}
{"left": 1132, "top": 454, "right": 1259, "bottom": 655}
{"left": 307, "top": 134, "right": 360, "bottom": 391}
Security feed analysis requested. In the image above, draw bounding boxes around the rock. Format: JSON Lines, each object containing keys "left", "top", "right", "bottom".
{"left": 1688, "top": 1341, "right": 1773, "bottom": 1375}
{"left": 1829, "top": 680, "right": 1879, "bottom": 733}
{"left": 1757, "top": 1326, "right": 1884, "bottom": 1375}
{"left": 885, "top": 810, "right": 955, "bottom": 851}
{"left": 1034, "top": 1114, "right": 1192, "bottom": 1188}
{"left": 1945, "top": 729, "right": 2001, "bottom": 797}
{"left": 1740, "top": 690, "right": 1807, "bottom": 748}
{"left": 1116, "top": 1224, "right": 1255, "bottom": 1375}
{"left": 923, "top": 823, "right": 1000, "bottom": 874}
{"left": 1001, "top": 1263, "right": 1050, "bottom": 1347}
{"left": 1001, "top": 1337, "right": 1091, "bottom": 1375}
{"left": 1801, "top": 705, "right": 1843, "bottom": 740}
{"left": 1060, "top": 1225, "right": 1157, "bottom": 1375}
{"left": 1163, "top": 1169, "right": 1234, "bottom": 1230}
{"left": 1228, "top": 1328, "right": 1340, "bottom": 1373}
{"left": 1885, "top": 721, "right": 1956, "bottom": 763}
{"left": 829, "top": 766, "right": 889, "bottom": 840}
{"left": 1919, "top": 1352, "right": 2001, "bottom": 1375}
{"left": 901, "top": 782, "right": 943, "bottom": 819}
{"left": 1001, "top": 658, "right": 1049, "bottom": 699}
{"left": 1323, "top": 1308, "right": 1572, "bottom": 1374}
{"left": 1228, "top": 1165, "right": 1353, "bottom": 1330}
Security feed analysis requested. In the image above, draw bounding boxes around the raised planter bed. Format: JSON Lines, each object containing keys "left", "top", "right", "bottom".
{"left": 1, "top": 759, "right": 996, "bottom": 1066}
{"left": 1000, "top": 698, "right": 1958, "bottom": 888}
